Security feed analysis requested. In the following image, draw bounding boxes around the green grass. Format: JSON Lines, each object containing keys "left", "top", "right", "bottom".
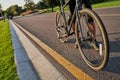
{"left": 92, "top": 0, "right": 120, "bottom": 8}
{"left": 46, "top": 0, "right": 120, "bottom": 13}
{"left": 0, "top": 20, "right": 18, "bottom": 80}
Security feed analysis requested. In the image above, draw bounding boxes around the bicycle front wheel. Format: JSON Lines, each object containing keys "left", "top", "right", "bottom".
{"left": 76, "top": 9, "right": 110, "bottom": 70}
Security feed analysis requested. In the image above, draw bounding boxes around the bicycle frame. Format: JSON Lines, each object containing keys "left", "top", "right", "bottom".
{"left": 59, "top": 0, "right": 84, "bottom": 38}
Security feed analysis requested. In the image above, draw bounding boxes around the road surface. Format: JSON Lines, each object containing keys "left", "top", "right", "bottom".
{"left": 14, "top": 7, "right": 120, "bottom": 80}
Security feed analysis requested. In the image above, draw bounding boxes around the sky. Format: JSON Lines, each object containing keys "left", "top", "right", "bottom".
{"left": 0, "top": 0, "right": 41, "bottom": 10}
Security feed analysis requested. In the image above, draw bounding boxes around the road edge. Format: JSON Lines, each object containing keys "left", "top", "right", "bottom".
{"left": 9, "top": 20, "right": 67, "bottom": 80}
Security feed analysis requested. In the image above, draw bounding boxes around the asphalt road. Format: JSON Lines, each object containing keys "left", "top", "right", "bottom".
{"left": 14, "top": 7, "right": 120, "bottom": 80}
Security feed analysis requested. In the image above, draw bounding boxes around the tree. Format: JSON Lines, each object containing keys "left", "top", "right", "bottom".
{"left": 36, "top": 0, "right": 47, "bottom": 9}
{"left": 90, "top": 0, "right": 105, "bottom": 4}
{"left": 6, "top": 5, "right": 22, "bottom": 16}
{"left": 44, "top": 0, "right": 59, "bottom": 12}
{"left": 24, "top": 0, "right": 33, "bottom": 4}
{"left": 24, "top": 0, "right": 36, "bottom": 10}
{"left": 0, "top": 4, "right": 3, "bottom": 17}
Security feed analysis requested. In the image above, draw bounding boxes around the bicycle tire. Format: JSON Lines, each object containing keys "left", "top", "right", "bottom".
{"left": 76, "top": 9, "right": 109, "bottom": 70}
{"left": 55, "top": 11, "right": 68, "bottom": 43}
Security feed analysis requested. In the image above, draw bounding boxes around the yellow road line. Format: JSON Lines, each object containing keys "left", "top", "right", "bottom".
{"left": 13, "top": 21, "right": 93, "bottom": 80}
{"left": 100, "top": 14, "right": 120, "bottom": 17}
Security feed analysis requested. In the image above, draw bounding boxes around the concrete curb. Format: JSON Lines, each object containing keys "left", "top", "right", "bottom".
{"left": 9, "top": 20, "right": 67, "bottom": 80}
{"left": 9, "top": 21, "right": 40, "bottom": 80}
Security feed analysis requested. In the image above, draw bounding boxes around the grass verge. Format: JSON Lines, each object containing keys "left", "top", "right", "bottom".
{"left": 0, "top": 20, "right": 18, "bottom": 80}
{"left": 92, "top": 0, "right": 120, "bottom": 8}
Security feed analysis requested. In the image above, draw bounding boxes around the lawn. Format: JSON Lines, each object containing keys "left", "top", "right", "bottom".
{"left": 92, "top": 0, "right": 120, "bottom": 8}
{"left": 0, "top": 20, "right": 18, "bottom": 80}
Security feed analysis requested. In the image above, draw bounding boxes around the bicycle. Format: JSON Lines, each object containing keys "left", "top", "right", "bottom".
{"left": 55, "top": 0, "right": 109, "bottom": 70}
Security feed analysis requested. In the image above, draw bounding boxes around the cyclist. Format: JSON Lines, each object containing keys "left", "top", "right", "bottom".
{"left": 65, "top": 0, "right": 98, "bottom": 49}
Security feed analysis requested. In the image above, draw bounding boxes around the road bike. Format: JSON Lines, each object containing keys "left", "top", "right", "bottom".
{"left": 55, "top": 0, "right": 110, "bottom": 70}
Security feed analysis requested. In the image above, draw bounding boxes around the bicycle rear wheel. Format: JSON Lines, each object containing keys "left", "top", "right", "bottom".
{"left": 55, "top": 11, "right": 68, "bottom": 43}
{"left": 76, "top": 9, "right": 109, "bottom": 70}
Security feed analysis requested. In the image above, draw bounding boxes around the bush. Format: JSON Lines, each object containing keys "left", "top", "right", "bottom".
{"left": 90, "top": 0, "right": 105, "bottom": 4}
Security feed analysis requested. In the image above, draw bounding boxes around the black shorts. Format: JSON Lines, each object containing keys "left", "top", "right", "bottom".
{"left": 64, "top": 0, "right": 92, "bottom": 23}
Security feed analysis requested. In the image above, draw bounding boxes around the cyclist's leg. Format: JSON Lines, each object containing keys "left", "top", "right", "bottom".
{"left": 82, "top": 0, "right": 92, "bottom": 9}
{"left": 82, "top": 0, "right": 95, "bottom": 37}
{"left": 65, "top": 0, "right": 78, "bottom": 47}
{"left": 65, "top": 0, "right": 76, "bottom": 32}
{"left": 82, "top": 0, "right": 98, "bottom": 49}
{"left": 66, "top": 0, "right": 76, "bottom": 15}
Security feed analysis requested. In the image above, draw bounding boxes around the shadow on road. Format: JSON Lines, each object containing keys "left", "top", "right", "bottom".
{"left": 105, "top": 56, "right": 120, "bottom": 74}
{"left": 108, "top": 31, "right": 120, "bottom": 52}
{"left": 104, "top": 31, "right": 120, "bottom": 74}
{"left": 67, "top": 38, "right": 76, "bottom": 43}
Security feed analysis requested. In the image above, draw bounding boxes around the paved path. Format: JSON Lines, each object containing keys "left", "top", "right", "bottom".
{"left": 14, "top": 7, "right": 120, "bottom": 80}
